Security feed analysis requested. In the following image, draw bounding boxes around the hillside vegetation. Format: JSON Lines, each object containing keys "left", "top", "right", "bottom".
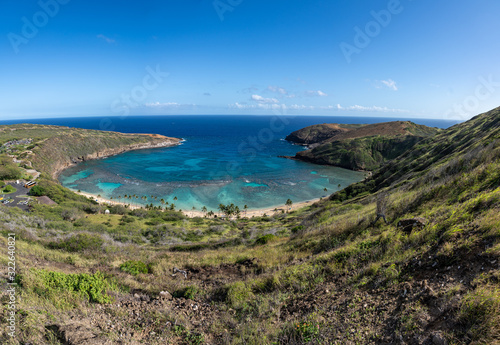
{"left": 287, "top": 121, "right": 441, "bottom": 171}
{"left": 0, "top": 124, "right": 180, "bottom": 179}
{"left": 0, "top": 109, "right": 499, "bottom": 344}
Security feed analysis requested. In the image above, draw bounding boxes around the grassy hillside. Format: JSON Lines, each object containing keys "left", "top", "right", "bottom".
{"left": 288, "top": 121, "right": 441, "bottom": 171}
{"left": 0, "top": 124, "right": 180, "bottom": 179}
{"left": 0, "top": 109, "right": 499, "bottom": 344}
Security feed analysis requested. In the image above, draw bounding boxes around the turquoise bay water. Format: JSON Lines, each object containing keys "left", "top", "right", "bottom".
{"left": 38, "top": 115, "right": 455, "bottom": 211}
{"left": 59, "top": 145, "right": 365, "bottom": 211}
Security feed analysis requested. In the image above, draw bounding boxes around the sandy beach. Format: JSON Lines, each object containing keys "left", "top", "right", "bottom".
{"left": 75, "top": 190, "right": 320, "bottom": 218}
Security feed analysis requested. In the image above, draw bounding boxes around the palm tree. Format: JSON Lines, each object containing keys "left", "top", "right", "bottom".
{"left": 244, "top": 204, "right": 248, "bottom": 217}
{"left": 218, "top": 204, "right": 225, "bottom": 217}
{"left": 173, "top": 196, "right": 178, "bottom": 201}
{"left": 285, "top": 199, "right": 293, "bottom": 212}
{"left": 324, "top": 188, "right": 328, "bottom": 192}
{"left": 201, "top": 206, "right": 207, "bottom": 217}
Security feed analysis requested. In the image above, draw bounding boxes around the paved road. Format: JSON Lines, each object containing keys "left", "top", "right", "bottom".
{"left": 0, "top": 183, "right": 31, "bottom": 211}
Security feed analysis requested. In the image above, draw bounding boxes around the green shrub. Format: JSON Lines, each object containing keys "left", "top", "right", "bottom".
{"left": 170, "top": 243, "right": 210, "bottom": 252}
{"left": 22, "top": 269, "right": 113, "bottom": 304}
{"left": 83, "top": 203, "right": 103, "bottom": 214}
{"left": 144, "top": 217, "right": 163, "bottom": 226}
{"left": 120, "top": 215, "right": 136, "bottom": 224}
{"left": 48, "top": 233, "right": 104, "bottom": 252}
{"left": 119, "top": 260, "right": 149, "bottom": 276}
{"left": 294, "top": 322, "right": 320, "bottom": 343}
{"left": 60, "top": 207, "right": 84, "bottom": 221}
{"left": 29, "top": 185, "right": 46, "bottom": 196}
{"left": 226, "top": 281, "right": 254, "bottom": 308}
{"left": 183, "top": 231, "right": 204, "bottom": 242}
{"left": 2, "top": 184, "right": 16, "bottom": 193}
{"left": 255, "top": 234, "right": 276, "bottom": 245}
{"left": 173, "top": 285, "right": 199, "bottom": 300}
{"left": 130, "top": 208, "right": 148, "bottom": 218}
{"left": 191, "top": 217, "right": 204, "bottom": 224}
{"left": 47, "top": 221, "right": 74, "bottom": 231}
{"left": 162, "top": 211, "right": 185, "bottom": 222}
{"left": 262, "top": 263, "right": 323, "bottom": 293}
{"left": 109, "top": 204, "right": 127, "bottom": 215}
{"left": 73, "top": 218, "right": 92, "bottom": 227}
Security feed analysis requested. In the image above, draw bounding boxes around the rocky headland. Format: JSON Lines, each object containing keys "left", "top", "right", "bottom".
{"left": 283, "top": 121, "right": 441, "bottom": 171}
{"left": 0, "top": 124, "right": 181, "bottom": 179}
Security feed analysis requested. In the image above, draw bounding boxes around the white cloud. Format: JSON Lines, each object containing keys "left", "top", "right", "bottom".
{"left": 97, "top": 34, "right": 115, "bottom": 44}
{"left": 380, "top": 79, "right": 398, "bottom": 91}
{"left": 230, "top": 101, "right": 407, "bottom": 113}
{"left": 231, "top": 102, "right": 286, "bottom": 110}
{"left": 145, "top": 102, "right": 180, "bottom": 108}
{"left": 251, "top": 94, "right": 279, "bottom": 104}
{"left": 305, "top": 90, "right": 328, "bottom": 97}
{"left": 267, "top": 85, "right": 288, "bottom": 95}
{"left": 337, "top": 104, "right": 407, "bottom": 112}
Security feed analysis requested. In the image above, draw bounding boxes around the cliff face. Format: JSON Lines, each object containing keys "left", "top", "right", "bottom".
{"left": 294, "top": 135, "right": 425, "bottom": 171}
{"left": 0, "top": 124, "right": 181, "bottom": 179}
{"left": 285, "top": 121, "right": 441, "bottom": 171}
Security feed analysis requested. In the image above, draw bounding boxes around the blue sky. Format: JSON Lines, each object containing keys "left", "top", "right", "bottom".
{"left": 1, "top": 0, "right": 499, "bottom": 120}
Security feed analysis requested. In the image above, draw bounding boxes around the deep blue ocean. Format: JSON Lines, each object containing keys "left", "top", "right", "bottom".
{"left": 1, "top": 115, "right": 458, "bottom": 211}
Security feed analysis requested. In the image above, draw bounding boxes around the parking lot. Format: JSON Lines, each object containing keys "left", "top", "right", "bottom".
{"left": 0, "top": 182, "right": 32, "bottom": 211}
